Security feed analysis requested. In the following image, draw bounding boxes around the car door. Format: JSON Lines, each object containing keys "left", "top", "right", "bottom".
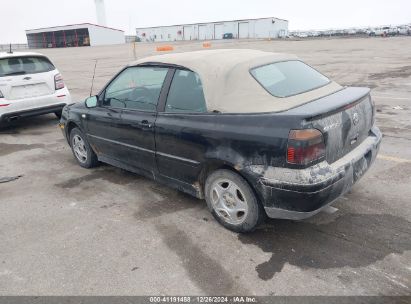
{"left": 155, "top": 68, "right": 208, "bottom": 183}
{"left": 85, "top": 90, "right": 125, "bottom": 161}
{"left": 114, "top": 66, "right": 170, "bottom": 176}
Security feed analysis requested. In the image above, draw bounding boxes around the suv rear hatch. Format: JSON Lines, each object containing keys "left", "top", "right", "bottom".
{"left": 288, "top": 87, "right": 375, "bottom": 164}
{"left": 0, "top": 55, "right": 56, "bottom": 100}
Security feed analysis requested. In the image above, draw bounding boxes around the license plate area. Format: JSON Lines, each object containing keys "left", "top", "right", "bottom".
{"left": 10, "top": 83, "right": 51, "bottom": 99}
{"left": 352, "top": 152, "right": 371, "bottom": 182}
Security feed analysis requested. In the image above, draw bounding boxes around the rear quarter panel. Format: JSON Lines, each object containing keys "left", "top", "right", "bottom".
{"left": 154, "top": 112, "right": 302, "bottom": 187}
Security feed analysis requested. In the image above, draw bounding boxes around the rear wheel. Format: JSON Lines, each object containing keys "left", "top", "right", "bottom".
{"left": 205, "top": 169, "right": 265, "bottom": 233}
{"left": 69, "top": 128, "right": 98, "bottom": 168}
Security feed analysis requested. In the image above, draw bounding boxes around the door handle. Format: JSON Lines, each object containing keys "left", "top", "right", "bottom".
{"left": 139, "top": 120, "right": 153, "bottom": 128}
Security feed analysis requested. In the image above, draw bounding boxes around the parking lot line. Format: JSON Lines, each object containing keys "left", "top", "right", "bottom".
{"left": 377, "top": 154, "right": 411, "bottom": 163}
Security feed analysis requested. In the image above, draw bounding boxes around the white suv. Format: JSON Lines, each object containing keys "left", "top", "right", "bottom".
{"left": 0, "top": 51, "right": 71, "bottom": 126}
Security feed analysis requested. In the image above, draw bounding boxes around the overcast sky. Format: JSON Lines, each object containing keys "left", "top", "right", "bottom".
{"left": 1, "top": 0, "right": 410, "bottom": 44}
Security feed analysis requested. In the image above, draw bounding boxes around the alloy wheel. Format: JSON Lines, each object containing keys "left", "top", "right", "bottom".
{"left": 210, "top": 178, "right": 249, "bottom": 225}
{"left": 72, "top": 134, "right": 88, "bottom": 163}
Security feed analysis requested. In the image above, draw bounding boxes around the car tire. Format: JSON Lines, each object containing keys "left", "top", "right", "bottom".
{"left": 69, "top": 127, "right": 98, "bottom": 168}
{"left": 55, "top": 111, "right": 62, "bottom": 119}
{"left": 205, "top": 169, "right": 266, "bottom": 233}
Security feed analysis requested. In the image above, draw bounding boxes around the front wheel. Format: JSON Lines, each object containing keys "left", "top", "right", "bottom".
{"left": 205, "top": 169, "right": 265, "bottom": 233}
{"left": 69, "top": 127, "right": 98, "bottom": 168}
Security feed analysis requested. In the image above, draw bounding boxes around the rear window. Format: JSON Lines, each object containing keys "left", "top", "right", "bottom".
{"left": 250, "top": 60, "right": 330, "bottom": 98}
{"left": 0, "top": 56, "right": 55, "bottom": 77}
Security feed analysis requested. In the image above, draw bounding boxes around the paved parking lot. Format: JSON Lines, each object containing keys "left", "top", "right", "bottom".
{"left": 0, "top": 37, "right": 410, "bottom": 295}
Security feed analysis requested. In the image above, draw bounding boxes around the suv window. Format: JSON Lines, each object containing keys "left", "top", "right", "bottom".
{"left": 103, "top": 66, "right": 168, "bottom": 110}
{"left": 0, "top": 56, "right": 55, "bottom": 77}
{"left": 165, "top": 70, "right": 207, "bottom": 113}
{"left": 250, "top": 60, "right": 330, "bottom": 98}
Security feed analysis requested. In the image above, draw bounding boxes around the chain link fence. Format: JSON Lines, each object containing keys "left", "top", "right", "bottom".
{"left": 0, "top": 44, "right": 29, "bottom": 51}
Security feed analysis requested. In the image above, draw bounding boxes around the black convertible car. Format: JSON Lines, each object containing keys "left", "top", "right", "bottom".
{"left": 60, "top": 49, "right": 381, "bottom": 232}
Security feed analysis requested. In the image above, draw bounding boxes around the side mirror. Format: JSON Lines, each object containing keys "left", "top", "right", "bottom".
{"left": 85, "top": 96, "right": 98, "bottom": 108}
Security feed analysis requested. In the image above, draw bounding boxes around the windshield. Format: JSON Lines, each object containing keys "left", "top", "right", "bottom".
{"left": 0, "top": 56, "right": 55, "bottom": 77}
{"left": 250, "top": 60, "right": 330, "bottom": 98}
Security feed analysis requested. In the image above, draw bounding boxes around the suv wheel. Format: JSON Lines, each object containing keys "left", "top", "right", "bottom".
{"left": 69, "top": 127, "right": 98, "bottom": 168}
{"left": 205, "top": 169, "right": 265, "bottom": 233}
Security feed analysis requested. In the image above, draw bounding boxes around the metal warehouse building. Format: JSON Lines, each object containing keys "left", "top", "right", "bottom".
{"left": 136, "top": 17, "right": 288, "bottom": 42}
{"left": 25, "top": 23, "right": 125, "bottom": 49}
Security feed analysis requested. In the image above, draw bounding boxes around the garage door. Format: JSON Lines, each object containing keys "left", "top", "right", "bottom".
{"left": 214, "top": 24, "right": 224, "bottom": 40}
{"left": 183, "top": 26, "right": 194, "bottom": 40}
{"left": 239, "top": 22, "right": 249, "bottom": 39}
{"left": 198, "top": 25, "right": 208, "bottom": 40}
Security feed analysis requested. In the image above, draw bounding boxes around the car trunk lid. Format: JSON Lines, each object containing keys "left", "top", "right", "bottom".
{"left": 287, "top": 87, "right": 374, "bottom": 164}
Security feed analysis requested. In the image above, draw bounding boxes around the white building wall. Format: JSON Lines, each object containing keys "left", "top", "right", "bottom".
{"left": 26, "top": 23, "right": 125, "bottom": 47}
{"left": 136, "top": 17, "right": 288, "bottom": 42}
{"left": 221, "top": 22, "right": 238, "bottom": 38}
{"left": 183, "top": 25, "right": 195, "bottom": 40}
{"left": 88, "top": 25, "right": 125, "bottom": 46}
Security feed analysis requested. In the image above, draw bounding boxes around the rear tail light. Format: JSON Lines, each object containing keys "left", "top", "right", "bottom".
{"left": 54, "top": 73, "right": 65, "bottom": 90}
{"left": 287, "top": 129, "right": 325, "bottom": 166}
{"left": 0, "top": 90, "right": 7, "bottom": 106}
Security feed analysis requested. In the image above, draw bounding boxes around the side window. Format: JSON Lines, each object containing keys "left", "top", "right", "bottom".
{"left": 165, "top": 70, "right": 207, "bottom": 113}
{"left": 103, "top": 66, "right": 168, "bottom": 111}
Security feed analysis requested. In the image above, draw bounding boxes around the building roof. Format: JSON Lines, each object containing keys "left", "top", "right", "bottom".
{"left": 131, "top": 49, "right": 341, "bottom": 113}
{"left": 26, "top": 23, "right": 124, "bottom": 34}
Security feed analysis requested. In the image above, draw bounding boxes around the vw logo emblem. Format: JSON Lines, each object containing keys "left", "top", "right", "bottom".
{"left": 352, "top": 112, "right": 360, "bottom": 126}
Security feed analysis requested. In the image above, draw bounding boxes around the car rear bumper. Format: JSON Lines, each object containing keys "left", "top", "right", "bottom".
{"left": 249, "top": 126, "right": 382, "bottom": 220}
{"left": 0, "top": 88, "right": 71, "bottom": 123}
{"left": 0, "top": 103, "right": 67, "bottom": 124}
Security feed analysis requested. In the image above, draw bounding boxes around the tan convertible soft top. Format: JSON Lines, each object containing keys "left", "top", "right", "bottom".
{"left": 131, "top": 49, "right": 342, "bottom": 113}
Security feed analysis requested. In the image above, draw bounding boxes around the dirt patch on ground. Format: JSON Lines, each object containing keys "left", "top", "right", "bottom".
{"left": 156, "top": 222, "right": 249, "bottom": 295}
{"left": 341, "top": 82, "right": 378, "bottom": 89}
{"left": 55, "top": 167, "right": 139, "bottom": 188}
{"left": 0, "top": 143, "right": 45, "bottom": 157}
{"left": 134, "top": 191, "right": 204, "bottom": 220}
{"left": 239, "top": 213, "right": 411, "bottom": 281}
{"left": 369, "top": 66, "right": 411, "bottom": 80}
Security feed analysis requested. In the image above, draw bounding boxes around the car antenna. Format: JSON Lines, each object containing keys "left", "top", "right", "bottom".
{"left": 89, "top": 59, "right": 98, "bottom": 97}
{"left": 8, "top": 43, "right": 13, "bottom": 54}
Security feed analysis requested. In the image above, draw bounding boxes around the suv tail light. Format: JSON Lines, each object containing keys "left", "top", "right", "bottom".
{"left": 54, "top": 73, "right": 65, "bottom": 90}
{"left": 287, "top": 129, "right": 325, "bottom": 166}
{"left": 0, "top": 90, "right": 9, "bottom": 107}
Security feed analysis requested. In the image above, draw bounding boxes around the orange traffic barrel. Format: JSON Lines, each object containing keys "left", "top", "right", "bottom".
{"left": 156, "top": 45, "right": 174, "bottom": 52}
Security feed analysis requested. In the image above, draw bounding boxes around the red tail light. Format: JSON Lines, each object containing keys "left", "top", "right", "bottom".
{"left": 54, "top": 73, "right": 65, "bottom": 90}
{"left": 287, "top": 129, "right": 325, "bottom": 165}
{"left": 0, "top": 90, "right": 8, "bottom": 106}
